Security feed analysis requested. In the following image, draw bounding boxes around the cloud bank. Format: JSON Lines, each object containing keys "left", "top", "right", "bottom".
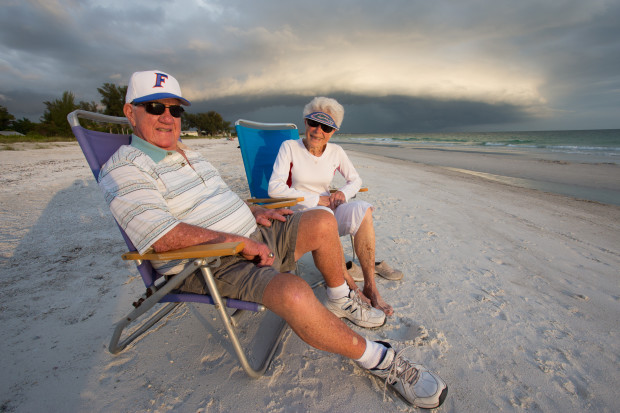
{"left": 1, "top": 0, "right": 619, "bottom": 131}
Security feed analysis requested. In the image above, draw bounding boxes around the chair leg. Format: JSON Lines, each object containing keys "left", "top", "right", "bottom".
{"left": 109, "top": 302, "right": 181, "bottom": 354}
{"left": 199, "top": 261, "right": 288, "bottom": 378}
{"left": 108, "top": 262, "right": 198, "bottom": 354}
{"left": 350, "top": 234, "right": 356, "bottom": 263}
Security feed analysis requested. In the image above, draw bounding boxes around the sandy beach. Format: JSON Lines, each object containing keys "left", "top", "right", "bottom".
{"left": 1, "top": 139, "right": 619, "bottom": 412}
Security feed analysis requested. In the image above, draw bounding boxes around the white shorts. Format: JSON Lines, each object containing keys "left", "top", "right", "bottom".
{"left": 308, "top": 200, "right": 374, "bottom": 237}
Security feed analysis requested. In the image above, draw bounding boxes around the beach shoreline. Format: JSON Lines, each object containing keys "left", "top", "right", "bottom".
{"left": 1, "top": 139, "right": 619, "bottom": 412}
{"left": 338, "top": 141, "right": 620, "bottom": 206}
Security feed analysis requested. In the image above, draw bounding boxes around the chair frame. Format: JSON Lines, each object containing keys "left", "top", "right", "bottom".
{"left": 68, "top": 110, "right": 288, "bottom": 378}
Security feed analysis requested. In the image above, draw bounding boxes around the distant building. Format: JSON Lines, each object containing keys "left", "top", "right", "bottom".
{"left": 181, "top": 130, "right": 198, "bottom": 136}
{"left": 0, "top": 131, "right": 25, "bottom": 136}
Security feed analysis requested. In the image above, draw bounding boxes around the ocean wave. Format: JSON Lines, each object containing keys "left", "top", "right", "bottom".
{"left": 484, "top": 139, "right": 537, "bottom": 146}
{"left": 347, "top": 136, "right": 395, "bottom": 143}
{"left": 548, "top": 145, "right": 620, "bottom": 152}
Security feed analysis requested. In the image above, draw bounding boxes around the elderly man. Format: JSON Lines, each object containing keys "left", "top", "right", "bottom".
{"left": 98, "top": 70, "right": 447, "bottom": 409}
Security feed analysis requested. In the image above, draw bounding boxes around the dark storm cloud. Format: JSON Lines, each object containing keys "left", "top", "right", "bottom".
{"left": 190, "top": 94, "right": 528, "bottom": 133}
{"left": 1, "top": 0, "right": 619, "bottom": 131}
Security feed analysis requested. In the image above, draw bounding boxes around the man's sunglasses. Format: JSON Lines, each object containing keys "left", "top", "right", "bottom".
{"left": 306, "top": 119, "right": 335, "bottom": 133}
{"left": 135, "top": 102, "right": 184, "bottom": 118}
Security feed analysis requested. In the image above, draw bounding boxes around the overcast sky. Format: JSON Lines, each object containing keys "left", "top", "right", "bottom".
{"left": 1, "top": 0, "right": 619, "bottom": 133}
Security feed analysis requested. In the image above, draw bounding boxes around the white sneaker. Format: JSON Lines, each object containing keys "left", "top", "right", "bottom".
{"left": 326, "top": 290, "right": 386, "bottom": 328}
{"left": 370, "top": 341, "right": 448, "bottom": 409}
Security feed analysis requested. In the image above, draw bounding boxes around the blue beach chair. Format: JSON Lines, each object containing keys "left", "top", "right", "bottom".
{"left": 235, "top": 119, "right": 367, "bottom": 262}
{"left": 235, "top": 119, "right": 304, "bottom": 208}
{"left": 68, "top": 110, "right": 287, "bottom": 378}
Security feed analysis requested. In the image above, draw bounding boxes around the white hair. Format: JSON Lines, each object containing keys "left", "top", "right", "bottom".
{"left": 303, "top": 97, "right": 345, "bottom": 129}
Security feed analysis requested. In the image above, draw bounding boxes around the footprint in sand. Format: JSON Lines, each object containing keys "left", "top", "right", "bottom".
{"left": 567, "top": 292, "right": 589, "bottom": 301}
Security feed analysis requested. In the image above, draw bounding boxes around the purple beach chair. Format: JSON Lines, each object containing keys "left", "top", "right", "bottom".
{"left": 67, "top": 109, "right": 288, "bottom": 378}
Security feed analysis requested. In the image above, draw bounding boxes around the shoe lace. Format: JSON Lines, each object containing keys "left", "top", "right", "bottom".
{"left": 350, "top": 290, "right": 373, "bottom": 314}
{"left": 382, "top": 346, "right": 420, "bottom": 402}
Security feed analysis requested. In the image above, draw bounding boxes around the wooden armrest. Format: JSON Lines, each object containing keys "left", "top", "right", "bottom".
{"left": 122, "top": 242, "right": 244, "bottom": 261}
{"left": 329, "top": 187, "right": 368, "bottom": 193}
{"left": 247, "top": 197, "right": 304, "bottom": 209}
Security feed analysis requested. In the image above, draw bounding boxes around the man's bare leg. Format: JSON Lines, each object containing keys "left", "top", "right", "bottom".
{"left": 293, "top": 209, "right": 347, "bottom": 287}
{"left": 262, "top": 273, "right": 366, "bottom": 359}
{"left": 262, "top": 272, "right": 448, "bottom": 409}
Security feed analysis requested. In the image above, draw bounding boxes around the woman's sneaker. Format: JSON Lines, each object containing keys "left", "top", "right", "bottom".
{"left": 370, "top": 341, "right": 448, "bottom": 409}
{"left": 326, "top": 290, "right": 386, "bottom": 328}
{"left": 346, "top": 261, "right": 364, "bottom": 282}
{"left": 374, "top": 261, "right": 404, "bottom": 281}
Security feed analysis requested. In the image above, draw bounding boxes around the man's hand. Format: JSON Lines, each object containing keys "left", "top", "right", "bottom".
{"left": 240, "top": 237, "right": 275, "bottom": 266}
{"left": 251, "top": 205, "right": 293, "bottom": 227}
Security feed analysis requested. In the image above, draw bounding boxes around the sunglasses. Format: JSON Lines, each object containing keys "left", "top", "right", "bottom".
{"left": 306, "top": 119, "right": 335, "bottom": 133}
{"left": 135, "top": 102, "right": 185, "bottom": 118}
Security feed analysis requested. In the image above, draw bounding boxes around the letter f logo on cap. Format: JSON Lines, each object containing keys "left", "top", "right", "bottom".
{"left": 154, "top": 73, "right": 168, "bottom": 88}
{"left": 126, "top": 70, "right": 191, "bottom": 105}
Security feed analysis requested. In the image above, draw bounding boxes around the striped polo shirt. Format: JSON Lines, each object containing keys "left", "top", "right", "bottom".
{"left": 98, "top": 134, "right": 256, "bottom": 275}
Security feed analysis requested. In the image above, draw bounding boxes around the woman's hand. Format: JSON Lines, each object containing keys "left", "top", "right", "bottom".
{"left": 318, "top": 191, "right": 346, "bottom": 210}
{"left": 329, "top": 191, "right": 346, "bottom": 210}
{"left": 318, "top": 195, "right": 331, "bottom": 208}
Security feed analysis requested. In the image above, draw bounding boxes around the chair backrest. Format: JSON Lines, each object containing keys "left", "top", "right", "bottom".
{"left": 68, "top": 110, "right": 132, "bottom": 179}
{"left": 235, "top": 119, "right": 299, "bottom": 199}
{"left": 68, "top": 110, "right": 161, "bottom": 288}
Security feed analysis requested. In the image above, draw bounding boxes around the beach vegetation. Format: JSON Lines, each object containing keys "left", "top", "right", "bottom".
{"left": 39, "top": 91, "right": 98, "bottom": 136}
{"left": 97, "top": 83, "right": 127, "bottom": 118}
{"left": 1, "top": 83, "right": 235, "bottom": 143}
{"left": 183, "top": 111, "right": 232, "bottom": 137}
{"left": 1, "top": 105, "right": 15, "bottom": 129}
{"left": 0, "top": 133, "right": 75, "bottom": 145}
{"left": 11, "top": 117, "right": 36, "bottom": 135}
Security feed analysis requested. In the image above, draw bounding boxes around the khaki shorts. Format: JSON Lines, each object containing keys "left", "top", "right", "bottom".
{"left": 173, "top": 211, "right": 302, "bottom": 303}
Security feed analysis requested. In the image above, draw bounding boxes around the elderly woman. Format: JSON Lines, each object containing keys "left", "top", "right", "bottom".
{"left": 268, "top": 97, "right": 402, "bottom": 316}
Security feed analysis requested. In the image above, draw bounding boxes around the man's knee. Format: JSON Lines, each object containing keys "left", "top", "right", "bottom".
{"left": 302, "top": 208, "right": 338, "bottom": 235}
{"left": 264, "top": 273, "right": 315, "bottom": 310}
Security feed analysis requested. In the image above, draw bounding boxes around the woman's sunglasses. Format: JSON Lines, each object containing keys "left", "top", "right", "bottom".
{"left": 306, "top": 119, "right": 335, "bottom": 133}
{"left": 135, "top": 102, "right": 184, "bottom": 118}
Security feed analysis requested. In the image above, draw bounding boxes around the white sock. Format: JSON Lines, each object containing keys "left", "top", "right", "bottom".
{"left": 326, "top": 281, "right": 349, "bottom": 300}
{"left": 355, "top": 339, "right": 387, "bottom": 369}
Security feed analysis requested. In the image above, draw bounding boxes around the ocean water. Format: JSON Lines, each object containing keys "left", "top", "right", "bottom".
{"left": 332, "top": 129, "right": 620, "bottom": 205}
{"left": 333, "top": 129, "right": 620, "bottom": 164}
